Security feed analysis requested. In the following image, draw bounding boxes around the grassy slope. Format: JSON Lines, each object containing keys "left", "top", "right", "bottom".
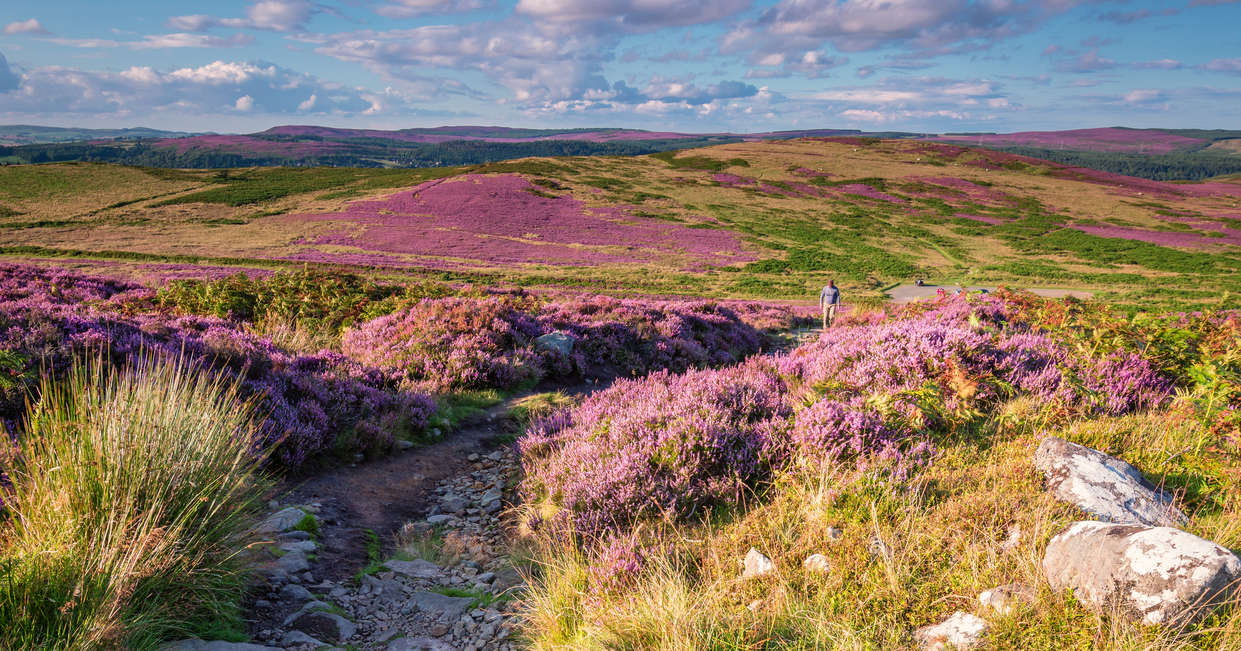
{"left": 1, "top": 139, "right": 1240, "bottom": 310}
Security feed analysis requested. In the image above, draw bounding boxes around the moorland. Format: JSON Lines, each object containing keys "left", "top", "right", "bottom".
{"left": 0, "top": 130, "right": 1238, "bottom": 649}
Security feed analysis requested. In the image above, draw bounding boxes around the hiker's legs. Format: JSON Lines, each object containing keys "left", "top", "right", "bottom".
{"left": 823, "top": 303, "right": 836, "bottom": 327}
{"left": 821, "top": 303, "right": 829, "bottom": 328}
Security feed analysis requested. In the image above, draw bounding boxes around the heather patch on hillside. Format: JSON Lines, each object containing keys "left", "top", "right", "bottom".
{"left": 520, "top": 293, "right": 1173, "bottom": 541}
{"left": 0, "top": 264, "right": 435, "bottom": 468}
{"left": 281, "top": 174, "right": 754, "bottom": 268}
{"left": 341, "top": 294, "right": 772, "bottom": 391}
{"left": 517, "top": 292, "right": 1241, "bottom": 648}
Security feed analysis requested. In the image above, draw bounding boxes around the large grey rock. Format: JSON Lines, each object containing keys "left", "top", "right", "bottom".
{"left": 279, "top": 583, "right": 314, "bottom": 603}
{"left": 159, "top": 641, "right": 280, "bottom": 651}
{"left": 1043, "top": 521, "right": 1241, "bottom": 625}
{"left": 289, "top": 610, "right": 356, "bottom": 643}
{"left": 913, "top": 611, "right": 988, "bottom": 650}
{"left": 534, "top": 332, "right": 575, "bottom": 356}
{"left": 1034, "top": 437, "right": 1186, "bottom": 527}
{"left": 385, "top": 558, "right": 441, "bottom": 579}
{"left": 257, "top": 507, "right": 309, "bottom": 534}
{"left": 407, "top": 591, "right": 474, "bottom": 622}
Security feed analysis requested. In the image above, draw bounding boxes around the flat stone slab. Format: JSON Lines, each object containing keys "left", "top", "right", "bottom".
{"left": 1043, "top": 521, "right": 1241, "bottom": 625}
{"left": 257, "top": 507, "right": 308, "bottom": 534}
{"left": 1034, "top": 437, "right": 1186, "bottom": 527}
{"left": 407, "top": 591, "right": 474, "bottom": 622}
{"left": 385, "top": 558, "right": 441, "bottom": 579}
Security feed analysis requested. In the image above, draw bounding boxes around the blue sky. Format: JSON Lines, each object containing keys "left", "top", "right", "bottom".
{"left": 1, "top": 0, "right": 1238, "bottom": 133}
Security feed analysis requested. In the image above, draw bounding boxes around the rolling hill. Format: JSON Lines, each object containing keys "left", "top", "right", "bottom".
{"left": 1, "top": 136, "right": 1239, "bottom": 311}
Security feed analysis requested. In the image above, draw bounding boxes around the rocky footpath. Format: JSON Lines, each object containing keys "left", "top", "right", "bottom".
{"left": 165, "top": 447, "right": 527, "bottom": 651}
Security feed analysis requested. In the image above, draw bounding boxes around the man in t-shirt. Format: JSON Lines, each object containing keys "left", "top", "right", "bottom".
{"left": 819, "top": 280, "right": 841, "bottom": 328}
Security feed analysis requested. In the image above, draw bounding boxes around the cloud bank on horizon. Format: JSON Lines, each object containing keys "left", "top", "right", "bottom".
{"left": 0, "top": 0, "right": 1238, "bottom": 133}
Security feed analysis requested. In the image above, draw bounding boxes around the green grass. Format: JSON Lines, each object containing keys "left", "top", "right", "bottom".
{"left": 154, "top": 166, "right": 463, "bottom": 207}
{"left": 0, "top": 355, "right": 268, "bottom": 650}
{"left": 432, "top": 586, "right": 510, "bottom": 609}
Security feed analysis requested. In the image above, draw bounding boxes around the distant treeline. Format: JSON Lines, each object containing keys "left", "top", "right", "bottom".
{"left": 0, "top": 136, "right": 747, "bottom": 169}
{"left": 994, "top": 146, "right": 1241, "bottom": 181}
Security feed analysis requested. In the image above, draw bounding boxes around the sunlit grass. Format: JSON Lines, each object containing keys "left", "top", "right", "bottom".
{"left": 0, "top": 355, "right": 268, "bottom": 650}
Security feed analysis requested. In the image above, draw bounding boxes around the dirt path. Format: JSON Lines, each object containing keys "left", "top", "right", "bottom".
{"left": 273, "top": 383, "right": 597, "bottom": 584}
{"left": 887, "top": 284, "right": 1094, "bottom": 303}
{"left": 276, "top": 401, "right": 515, "bottom": 582}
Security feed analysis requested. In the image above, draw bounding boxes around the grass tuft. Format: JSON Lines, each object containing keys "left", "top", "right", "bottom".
{"left": 0, "top": 354, "right": 268, "bottom": 650}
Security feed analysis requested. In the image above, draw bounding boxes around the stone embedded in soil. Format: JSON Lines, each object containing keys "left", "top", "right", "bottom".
{"left": 408, "top": 591, "right": 475, "bottom": 622}
{"left": 1033, "top": 437, "right": 1186, "bottom": 527}
{"left": 257, "top": 507, "right": 309, "bottom": 534}
{"left": 913, "top": 611, "right": 989, "bottom": 650}
{"left": 802, "top": 554, "right": 831, "bottom": 574}
{"left": 279, "top": 584, "right": 314, "bottom": 604}
{"left": 274, "top": 550, "right": 311, "bottom": 574}
{"left": 289, "top": 609, "right": 356, "bottom": 643}
{"left": 977, "top": 583, "right": 1035, "bottom": 615}
{"left": 743, "top": 548, "right": 776, "bottom": 579}
{"left": 385, "top": 558, "right": 442, "bottom": 579}
{"left": 279, "top": 630, "right": 325, "bottom": 647}
{"left": 1043, "top": 521, "right": 1241, "bottom": 625}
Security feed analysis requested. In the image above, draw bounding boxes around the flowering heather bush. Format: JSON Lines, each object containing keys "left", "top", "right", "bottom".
{"left": 342, "top": 296, "right": 544, "bottom": 391}
{"left": 520, "top": 360, "right": 791, "bottom": 538}
{"left": 521, "top": 293, "right": 1175, "bottom": 542}
{"left": 0, "top": 264, "right": 434, "bottom": 468}
{"left": 342, "top": 295, "right": 768, "bottom": 391}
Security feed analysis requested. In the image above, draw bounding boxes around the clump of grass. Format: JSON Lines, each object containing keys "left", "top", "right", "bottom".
{"left": 0, "top": 355, "right": 268, "bottom": 650}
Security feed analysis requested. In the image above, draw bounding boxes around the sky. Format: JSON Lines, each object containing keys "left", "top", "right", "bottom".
{"left": 0, "top": 0, "right": 1238, "bottom": 134}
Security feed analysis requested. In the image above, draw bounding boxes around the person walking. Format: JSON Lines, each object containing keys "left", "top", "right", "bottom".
{"left": 819, "top": 280, "right": 841, "bottom": 328}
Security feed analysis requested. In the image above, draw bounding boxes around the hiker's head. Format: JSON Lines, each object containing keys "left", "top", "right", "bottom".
{"left": 828, "top": 279, "right": 835, "bottom": 287}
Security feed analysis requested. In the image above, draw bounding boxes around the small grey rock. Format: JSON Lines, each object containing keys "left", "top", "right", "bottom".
{"left": 802, "top": 553, "right": 830, "bottom": 574}
{"left": 158, "top": 641, "right": 280, "bottom": 651}
{"left": 742, "top": 548, "right": 775, "bottom": 579}
{"left": 408, "top": 591, "right": 474, "bottom": 622}
{"left": 978, "top": 583, "right": 1035, "bottom": 615}
{"left": 426, "top": 514, "right": 453, "bottom": 526}
{"left": 913, "top": 611, "right": 988, "bottom": 650}
{"left": 257, "top": 507, "right": 308, "bottom": 535}
{"left": 385, "top": 559, "right": 441, "bottom": 579}
{"left": 279, "top": 583, "right": 314, "bottom": 603}
{"left": 279, "top": 630, "right": 325, "bottom": 647}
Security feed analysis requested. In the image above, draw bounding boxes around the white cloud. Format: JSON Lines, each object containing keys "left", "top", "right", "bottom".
{"left": 1123, "top": 88, "right": 1165, "bottom": 103}
{"left": 1200, "top": 58, "right": 1241, "bottom": 74}
{"left": 169, "top": 0, "right": 315, "bottom": 33}
{"left": 0, "top": 59, "right": 376, "bottom": 116}
{"left": 839, "top": 108, "right": 887, "bottom": 121}
{"left": 45, "top": 33, "right": 254, "bottom": 50}
{"left": 3, "top": 18, "right": 52, "bottom": 36}
{"left": 515, "top": 0, "right": 751, "bottom": 32}
{"left": 376, "top": 0, "right": 485, "bottom": 18}
{"left": 813, "top": 89, "right": 923, "bottom": 102}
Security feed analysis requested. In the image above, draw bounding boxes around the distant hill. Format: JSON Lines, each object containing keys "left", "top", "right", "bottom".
{"left": 3, "top": 123, "right": 1241, "bottom": 180}
{"left": 0, "top": 125, "right": 198, "bottom": 145}
{"left": 0, "top": 124, "right": 912, "bottom": 170}
{"left": 929, "top": 127, "right": 1241, "bottom": 180}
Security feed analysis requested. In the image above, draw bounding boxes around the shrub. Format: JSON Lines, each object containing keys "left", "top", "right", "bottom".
{"left": 0, "top": 356, "right": 267, "bottom": 649}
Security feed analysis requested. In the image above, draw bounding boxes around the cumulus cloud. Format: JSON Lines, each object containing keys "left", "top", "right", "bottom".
{"left": 47, "top": 33, "right": 254, "bottom": 49}
{"left": 1099, "top": 8, "right": 1178, "bottom": 24}
{"left": 1132, "top": 59, "right": 1181, "bottom": 70}
{"left": 3, "top": 18, "right": 52, "bottom": 35}
{"left": 376, "top": 0, "right": 486, "bottom": 18}
{"left": 169, "top": 0, "right": 315, "bottom": 33}
{"left": 0, "top": 52, "right": 20, "bottom": 92}
{"left": 1052, "top": 48, "right": 1117, "bottom": 73}
{"left": 1200, "top": 58, "right": 1241, "bottom": 74}
{"left": 0, "top": 59, "right": 377, "bottom": 116}
{"left": 1122, "top": 88, "right": 1167, "bottom": 104}
{"left": 515, "top": 0, "right": 751, "bottom": 33}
